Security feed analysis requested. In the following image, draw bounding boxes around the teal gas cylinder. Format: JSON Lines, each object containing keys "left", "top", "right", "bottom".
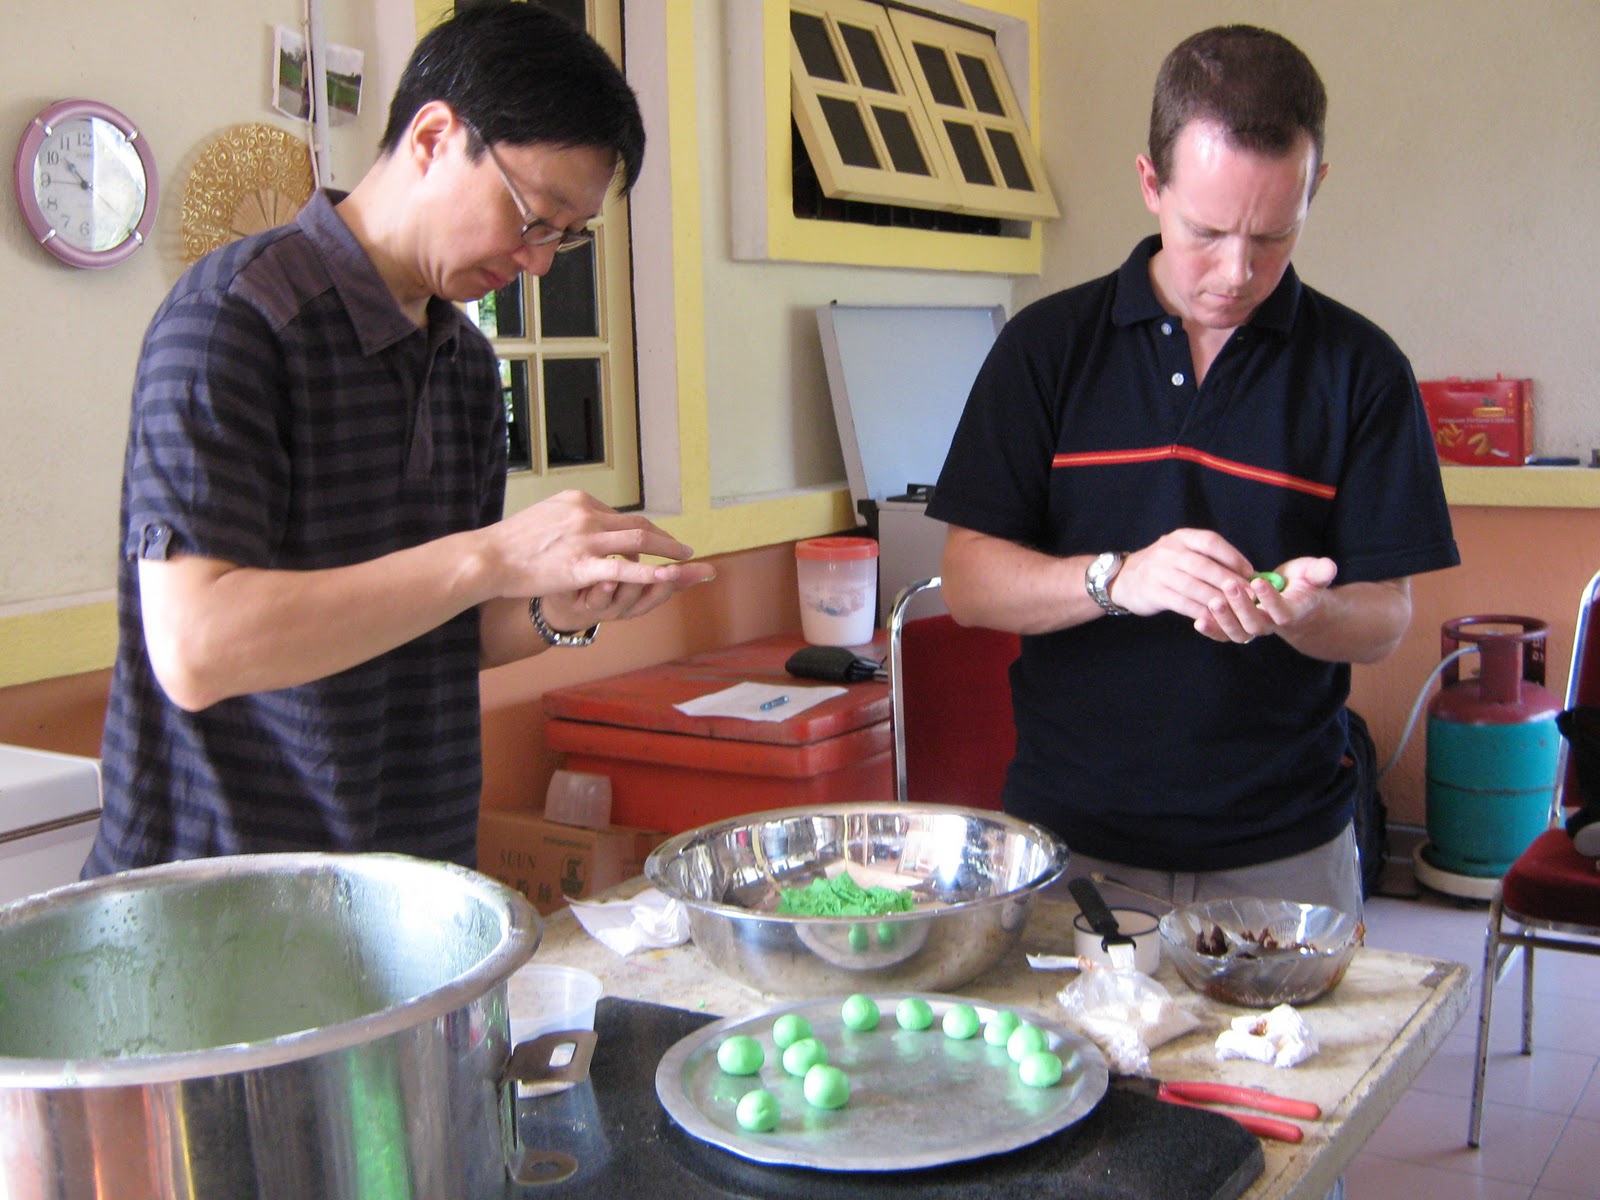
{"left": 1424, "top": 616, "right": 1563, "bottom": 877}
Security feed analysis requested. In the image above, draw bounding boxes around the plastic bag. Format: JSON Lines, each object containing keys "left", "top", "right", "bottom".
{"left": 1056, "top": 967, "right": 1200, "bottom": 1075}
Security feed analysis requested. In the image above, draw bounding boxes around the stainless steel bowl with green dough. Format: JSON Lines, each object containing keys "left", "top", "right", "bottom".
{"left": 644, "top": 803, "right": 1069, "bottom": 997}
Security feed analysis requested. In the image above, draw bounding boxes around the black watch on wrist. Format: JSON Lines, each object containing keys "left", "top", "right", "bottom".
{"left": 1085, "top": 551, "right": 1133, "bottom": 616}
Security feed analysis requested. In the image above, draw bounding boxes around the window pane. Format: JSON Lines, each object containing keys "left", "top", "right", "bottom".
{"left": 914, "top": 42, "right": 963, "bottom": 107}
{"left": 538, "top": 240, "right": 598, "bottom": 338}
{"left": 872, "top": 107, "right": 929, "bottom": 175}
{"left": 501, "top": 358, "right": 532, "bottom": 471}
{"left": 544, "top": 357, "right": 604, "bottom": 467}
{"left": 537, "top": 0, "right": 586, "bottom": 27}
{"left": 986, "top": 128, "right": 1034, "bottom": 191}
{"left": 819, "top": 96, "right": 880, "bottom": 169}
{"left": 957, "top": 54, "right": 1005, "bottom": 116}
{"left": 839, "top": 24, "right": 894, "bottom": 92}
{"left": 944, "top": 120, "right": 994, "bottom": 185}
{"left": 791, "top": 12, "right": 846, "bottom": 82}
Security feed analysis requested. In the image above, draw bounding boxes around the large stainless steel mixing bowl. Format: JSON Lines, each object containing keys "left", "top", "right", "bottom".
{"left": 0, "top": 853, "right": 543, "bottom": 1200}
{"left": 644, "top": 804, "right": 1068, "bottom": 996}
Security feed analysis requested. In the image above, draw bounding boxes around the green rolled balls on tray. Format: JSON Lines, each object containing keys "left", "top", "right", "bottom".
{"left": 896, "top": 997, "right": 935, "bottom": 1031}
{"left": 716, "top": 1034, "right": 764, "bottom": 1076}
{"left": 984, "top": 1010, "right": 1021, "bottom": 1046}
{"left": 781, "top": 1036, "right": 829, "bottom": 1077}
{"left": 736, "top": 1088, "right": 781, "bottom": 1131}
{"left": 840, "top": 993, "right": 880, "bottom": 1031}
{"left": 803, "top": 1063, "right": 852, "bottom": 1110}
{"left": 1018, "top": 1049, "right": 1064, "bottom": 1088}
{"left": 1006, "top": 1023, "right": 1049, "bottom": 1063}
{"left": 942, "top": 1003, "right": 980, "bottom": 1040}
{"left": 772, "top": 1013, "right": 812, "bottom": 1050}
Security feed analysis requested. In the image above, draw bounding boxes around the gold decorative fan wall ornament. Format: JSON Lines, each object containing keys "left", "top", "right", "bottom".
{"left": 180, "top": 124, "right": 315, "bottom": 261}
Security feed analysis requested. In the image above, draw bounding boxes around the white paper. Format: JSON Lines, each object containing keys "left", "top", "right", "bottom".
{"left": 568, "top": 888, "right": 690, "bottom": 956}
{"left": 1214, "top": 1002, "right": 1319, "bottom": 1068}
{"left": 673, "top": 682, "right": 844, "bottom": 722}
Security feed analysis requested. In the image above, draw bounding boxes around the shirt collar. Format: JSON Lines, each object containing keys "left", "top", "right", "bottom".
{"left": 296, "top": 190, "right": 460, "bottom": 357}
{"left": 1112, "top": 233, "right": 1302, "bottom": 335}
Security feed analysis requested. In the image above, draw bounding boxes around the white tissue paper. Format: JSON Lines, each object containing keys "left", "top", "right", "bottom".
{"left": 1055, "top": 967, "right": 1200, "bottom": 1075}
{"left": 568, "top": 888, "right": 690, "bottom": 956}
{"left": 1214, "top": 1003, "right": 1319, "bottom": 1068}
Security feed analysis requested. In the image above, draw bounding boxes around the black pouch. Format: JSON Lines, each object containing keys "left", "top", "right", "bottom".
{"left": 784, "top": 645, "right": 882, "bottom": 683}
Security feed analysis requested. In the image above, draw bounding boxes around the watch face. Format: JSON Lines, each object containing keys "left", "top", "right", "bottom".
{"left": 31, "top": 115, "right": 149, "bottom": 252}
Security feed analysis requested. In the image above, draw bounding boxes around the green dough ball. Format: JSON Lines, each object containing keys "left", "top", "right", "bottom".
{"left": 1006, "top": 1023, "right": 1049, "bottom": 1063}
{"left": 716, "top": 1034, "right": 764, "bottom": 1076}
{"left": 984, "top": 1010, "right": 1022, "bottom": 1046}
{"left": 772, "top": 1013, "right": 813, "bottom": 1050}
{"left": 896, "top": 997, "right": 935, "bottom": 1031}
{"left": 781, "top": 1036, "right": 829, "bottom": 1077}
{"left": 1018, "top": 1050, "right": 1064, "bottom": 1088}
{"left": 735, "top": 1088, "right": 781, "bottom": 1131}
{"left": 848, "top": 924, "right": 870, "bottom": 952}
{"left": 840, "top": 993, "right": 880, "bottom": 1032}
{"left": 803, "top": 1063, "right": 851, "bottom": 1109}
{"left": 876, "top": 921, "right": 897, "bottom": 945}
{"left": 1251, "top": 570, "right": 1287, "bottom": 592}
{"left": 942, "top": 1003, "right": 980, "bottom": 1040}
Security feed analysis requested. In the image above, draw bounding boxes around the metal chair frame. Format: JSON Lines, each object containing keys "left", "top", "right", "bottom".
{"left": 1468, "top": 567, "right": 1600, "bottom": 1147}
{"left": 888, "top": 576, "right": 941, "bottom": 804}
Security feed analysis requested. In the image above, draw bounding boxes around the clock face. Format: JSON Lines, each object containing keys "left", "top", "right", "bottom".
{"left": 13, "top": 99, "right": 159, "bottom": 268}
{"left": 31, "top": 115, "right": 149, "bottom": 252}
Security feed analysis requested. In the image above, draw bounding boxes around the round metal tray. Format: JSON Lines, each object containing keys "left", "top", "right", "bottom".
{"left": 654, "top": 993, "right": 1108, "bottom": 1172}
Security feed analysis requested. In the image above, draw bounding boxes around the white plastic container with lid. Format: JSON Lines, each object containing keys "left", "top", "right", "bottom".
{"left": 795, "top": 536, "right": 878, "bottom": 646}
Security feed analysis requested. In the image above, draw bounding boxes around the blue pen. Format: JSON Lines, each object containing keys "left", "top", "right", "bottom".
{"left": 759, "top": 695, "right": 790, "bottom": 711}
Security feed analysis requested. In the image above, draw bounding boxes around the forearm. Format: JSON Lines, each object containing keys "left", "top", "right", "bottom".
{"left": 1277, "top": 579, "right": 1412, "bottom": 664}
{"left": 940, "top": 527, "right": 1105, "bottom": 634}
{"left": 140, "top": 530, "right": 495, "bottom": 710}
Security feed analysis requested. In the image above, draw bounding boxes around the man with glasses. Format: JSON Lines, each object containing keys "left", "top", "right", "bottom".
{"left": 87, "top": 2, "right": 715, "bottom": 877}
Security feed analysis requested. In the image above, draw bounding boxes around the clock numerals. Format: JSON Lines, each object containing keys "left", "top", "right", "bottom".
{"left": 14, "top": 99, "right": 158, "bottom": 268}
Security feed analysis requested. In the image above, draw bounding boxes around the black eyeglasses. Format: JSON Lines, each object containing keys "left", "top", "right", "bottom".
{"left": 471, "top": 125, "right": 596, "bottom": 253}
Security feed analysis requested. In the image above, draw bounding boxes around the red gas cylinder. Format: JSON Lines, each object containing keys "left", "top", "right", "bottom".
{"left": 1424, "top": 615, "right": 1564, "bottom": 882}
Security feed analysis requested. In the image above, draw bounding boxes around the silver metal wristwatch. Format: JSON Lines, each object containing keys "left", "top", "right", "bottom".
{"left": 1085, "top": 551, "right": 1133, "bottom": 616}
{"left": 529, "top": 596, "right": 600, "bottom": 647}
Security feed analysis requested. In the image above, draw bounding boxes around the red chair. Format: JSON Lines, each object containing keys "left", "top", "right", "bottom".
{"left": 1468, "top": 567, "right": 1600, "bottom": 1146}
{"left": 888, "top": 577, "right": 1019, "bottom": 810}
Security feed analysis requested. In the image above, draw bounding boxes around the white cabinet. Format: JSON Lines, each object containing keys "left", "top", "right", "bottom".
{"left": 0, "top": 745, "right": 101, "bottom": 905}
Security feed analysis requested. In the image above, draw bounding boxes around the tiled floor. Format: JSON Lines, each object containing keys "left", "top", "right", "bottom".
{"left": 1349, "top": 868, "right": 1600, "bottom": 1199}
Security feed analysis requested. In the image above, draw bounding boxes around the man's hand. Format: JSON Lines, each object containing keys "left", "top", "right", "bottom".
{"left": 480, "top": 489, "right": 703, "bottom": 598}
{"left": 1191, "top": 555, "right": 1339, "bottom": 643}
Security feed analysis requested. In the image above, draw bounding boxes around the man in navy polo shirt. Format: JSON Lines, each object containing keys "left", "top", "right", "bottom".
{"left": 87, "top": 4, "right": 715, "bottom": 876}
{"left": 928, "top": 25, "right": 1457, "bottom": 916}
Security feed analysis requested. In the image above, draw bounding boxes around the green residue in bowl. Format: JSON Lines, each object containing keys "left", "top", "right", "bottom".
{"left": 774, "top": 872, "right": 915, "bottom": 917}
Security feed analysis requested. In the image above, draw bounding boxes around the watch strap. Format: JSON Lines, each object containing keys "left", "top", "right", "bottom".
{"left": 529, "top": 596, "right": 600, "bottom": 647}
{"left": 1086, "top": 552, "right": 1133, "bottom": 617}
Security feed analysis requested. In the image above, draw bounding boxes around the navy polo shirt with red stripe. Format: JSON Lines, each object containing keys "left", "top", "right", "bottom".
{"left": 87, "top": 191, "right": 505, "bottom": 877}
{"left": 928, "top": 235, "right": 1458, "bottom": 871}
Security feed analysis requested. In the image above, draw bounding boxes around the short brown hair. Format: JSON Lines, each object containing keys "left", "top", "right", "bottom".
{"left": 1148, "top": 25, "right": 1326, "bottom": 189}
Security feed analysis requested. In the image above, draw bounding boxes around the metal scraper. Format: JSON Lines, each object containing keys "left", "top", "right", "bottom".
{"left": 1067, "top": 877, "right": 1137, "bottom": 971}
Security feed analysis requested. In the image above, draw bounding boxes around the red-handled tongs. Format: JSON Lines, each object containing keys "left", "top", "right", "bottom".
{"left": 1155, "top": 1081, "right": 1322, "bottom": 1144}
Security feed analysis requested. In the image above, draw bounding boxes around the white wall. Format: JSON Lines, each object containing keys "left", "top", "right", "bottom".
{"left": 0, "top": 1, "right": 398, "bottom": 612}
{"left": 1032, "top": 1, "right": 1600, "bottom": 460}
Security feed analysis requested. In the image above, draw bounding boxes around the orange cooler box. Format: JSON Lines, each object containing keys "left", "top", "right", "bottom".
{"left": 542, "top": 633, "right": 893, "bottom": 834}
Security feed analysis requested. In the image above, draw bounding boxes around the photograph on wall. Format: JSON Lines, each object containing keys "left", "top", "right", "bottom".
{"left": 273, "top": 25, "right": 364, "bottom": 125}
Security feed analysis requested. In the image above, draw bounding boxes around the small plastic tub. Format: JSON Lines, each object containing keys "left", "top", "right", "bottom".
{"left": 795, "top": 537, "right": 878, "bottom": 646}
{"left": 507, "top": 963, "right": 603, "bottom": 1049}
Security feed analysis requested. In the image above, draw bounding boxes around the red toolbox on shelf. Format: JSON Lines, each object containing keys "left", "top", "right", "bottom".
{"left": 542, "top": 633, "right": 892, "bottom": 834}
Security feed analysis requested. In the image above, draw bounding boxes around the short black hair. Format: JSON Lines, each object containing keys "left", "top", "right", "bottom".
{"left": 380, "top": 2, "right": 645, "bottom": 193}
{"left": 1149, "top": 25, "right": 1326, "bottom": 189}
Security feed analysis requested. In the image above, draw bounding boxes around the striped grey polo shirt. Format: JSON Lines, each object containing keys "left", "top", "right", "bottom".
{"left": 87, "top": 191, "right": 505, "bottom": 877}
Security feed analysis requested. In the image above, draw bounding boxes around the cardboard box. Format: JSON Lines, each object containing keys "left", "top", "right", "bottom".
{"left": 478, "top": 809, "right": 668, "bottom": 914}
{"left": 1420, "top": 377, "right": 1533, "bottom": 466}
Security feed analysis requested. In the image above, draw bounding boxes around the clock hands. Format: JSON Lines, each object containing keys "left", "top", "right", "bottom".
{"left": 65, "top": 160, "right": 93, "bottom": 191}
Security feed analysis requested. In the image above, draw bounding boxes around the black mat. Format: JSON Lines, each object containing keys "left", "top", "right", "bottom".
{"left": 507, "top": 997, "right": 1262, "bottom": 1200}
